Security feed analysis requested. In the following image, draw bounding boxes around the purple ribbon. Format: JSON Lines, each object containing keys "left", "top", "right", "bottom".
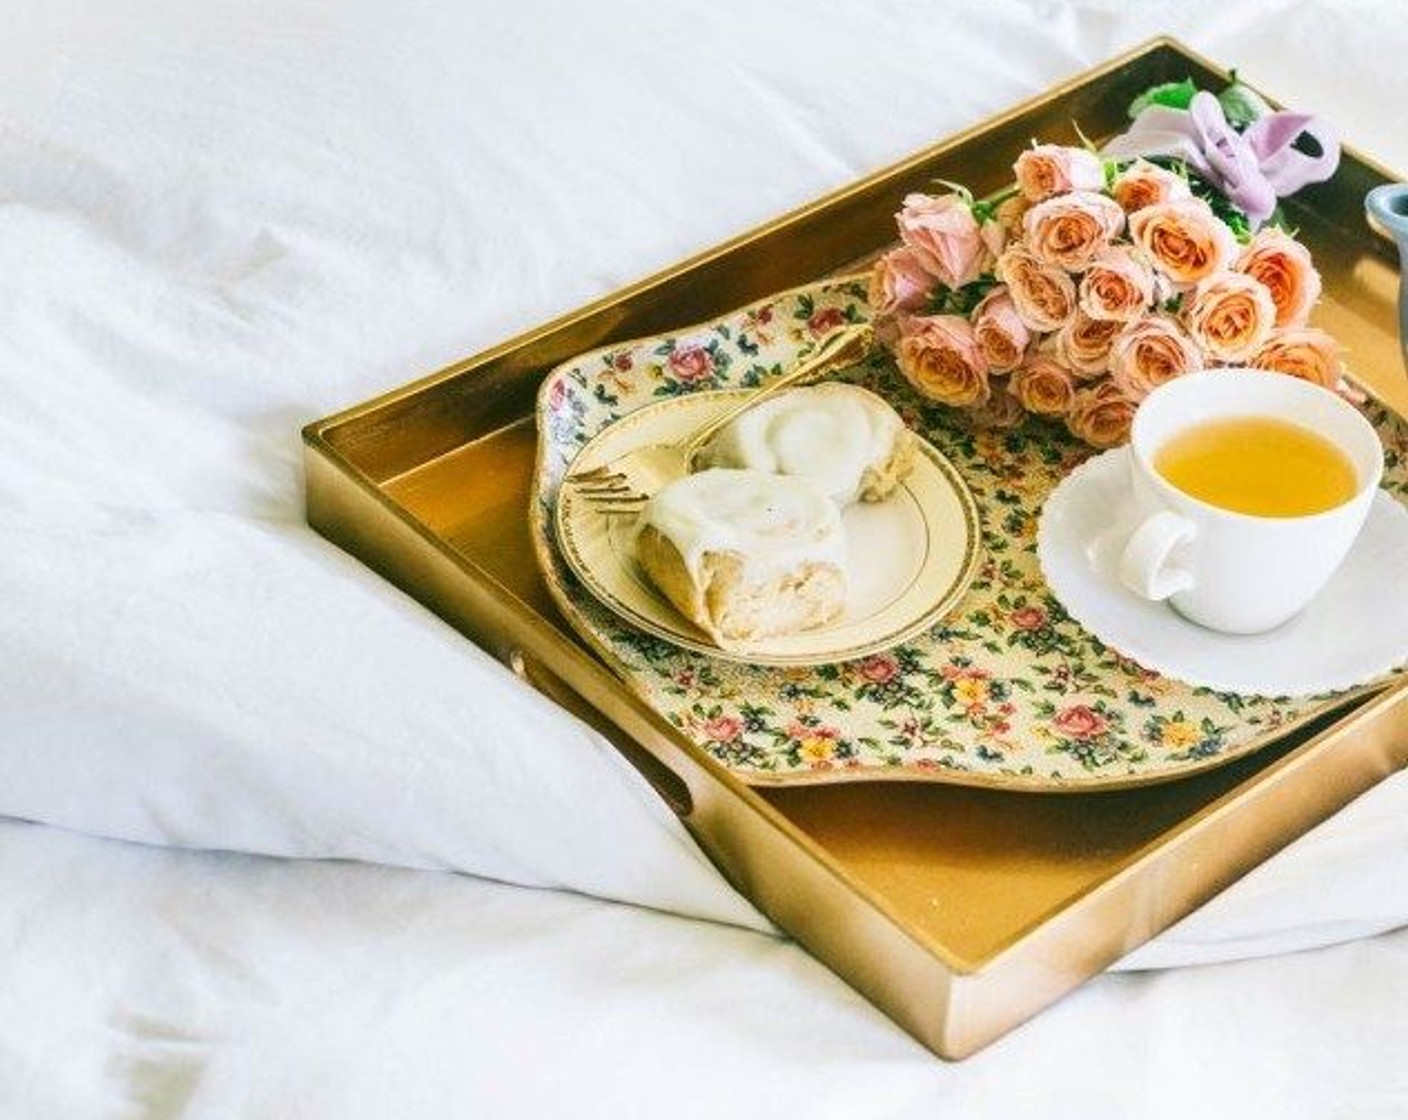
{"left": 1103, "top": 91, "right": 1340, "bottom": 227}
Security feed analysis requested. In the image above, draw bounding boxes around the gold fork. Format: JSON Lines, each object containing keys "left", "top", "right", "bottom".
{"left": 566, "top": 321, "right": 875, "bottom": 512}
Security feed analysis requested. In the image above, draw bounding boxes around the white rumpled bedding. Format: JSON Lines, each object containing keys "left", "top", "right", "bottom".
{"left": 2, "top": 0, "right": 1406, "bottom": 1115}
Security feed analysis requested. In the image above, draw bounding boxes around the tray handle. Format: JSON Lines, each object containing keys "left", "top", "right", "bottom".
{"left": 506, "top": 648, "right": 695, "bottom": 818}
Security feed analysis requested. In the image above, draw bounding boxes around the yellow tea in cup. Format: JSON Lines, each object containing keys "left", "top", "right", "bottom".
{"left": 1153, "top": 416, "right": 1359, "bottom": 517}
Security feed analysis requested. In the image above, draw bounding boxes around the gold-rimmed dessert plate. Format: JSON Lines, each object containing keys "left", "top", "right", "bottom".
{"left": 554, "top": 389, "right": 981, "bottom": 667}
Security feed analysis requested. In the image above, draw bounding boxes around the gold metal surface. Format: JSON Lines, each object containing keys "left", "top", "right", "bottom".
{"left": 304, "top": 38, "right": 1408, "bottom": 1059}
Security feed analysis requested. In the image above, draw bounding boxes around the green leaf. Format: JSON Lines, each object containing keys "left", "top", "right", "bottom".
{"left": 1128, "top": 78, "right": 1197, "bottom": 119}
{"left": 1218, "top": 80, "right": 1272, "bottom": 129}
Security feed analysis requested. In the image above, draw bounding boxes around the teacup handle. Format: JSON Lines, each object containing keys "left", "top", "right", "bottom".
{"left": 1117, "top": 511, "right": 1197, "bottom": 601}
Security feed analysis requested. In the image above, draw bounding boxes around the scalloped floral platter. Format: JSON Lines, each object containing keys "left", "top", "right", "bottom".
{"left": 529, "top": 277, "right": 1408, "bottom": 789}
{"left": 553, "top": 389, "right": 981, "bottom": 666}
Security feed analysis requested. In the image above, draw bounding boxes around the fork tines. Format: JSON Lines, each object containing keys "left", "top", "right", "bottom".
{"left": 567, "top": 468, "right": 648, "bottom": 513}
{"left": 571, "top": 471, "right": 630, "bottom": 492}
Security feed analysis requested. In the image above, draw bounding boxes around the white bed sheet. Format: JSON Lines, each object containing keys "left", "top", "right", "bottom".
{"left": 5, "top": 818, "right": 1408, "bottom": 1120}
{"left": 2, "top": 0, "right": 1407, "bottom": 1115}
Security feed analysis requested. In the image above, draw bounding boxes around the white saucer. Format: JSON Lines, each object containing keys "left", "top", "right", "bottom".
{"left": 1037, "top": 447, "right": 1408, "bottom": 698}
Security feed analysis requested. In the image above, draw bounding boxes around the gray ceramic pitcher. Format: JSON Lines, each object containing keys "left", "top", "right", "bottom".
{"left": 1366, "top": 183, "right": 1408, "bottom": 373}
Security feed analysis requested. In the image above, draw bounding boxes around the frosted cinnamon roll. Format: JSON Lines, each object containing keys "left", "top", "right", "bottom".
{"left": 698, "top": 383, "right": 916, "bottom": 505}
{"left": 636, "top": 468, "right": 847, "bottom": 643}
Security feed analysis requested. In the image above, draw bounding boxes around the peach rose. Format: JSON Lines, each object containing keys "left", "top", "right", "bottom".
{"left": 994, "top": 244, "right": 1077, "bottom": 332}
{"left": 1009, "top": 356, "right": 1077, "bottom": 416}
{"left": 896, "top": 313, "right": 991, "bottom": 406}
{"left": 1023, "top": 190, "right": 1127, "bottom": 271}
{"left": 1067, "top": 380, "right": 1137, "bottom": 448}
{"left": 868, "top": 247, "right": 934, "bottom": 316}
{"left": 1248, "top": 326, "right": 1343, "bottom": 390}
{"left": 1108, "top": 315, "right": 1203, "bottom": 401}
{"left": 966, "top": 378, "right": 1026, "bottom": 429}
{"left": 1013, "top": 144, "right": 1106, "bottom": 202}
{"left": 897, "top": 192, "right": 987, "bottom": 289}
{"left": 971, "top": 286, "right": 1031, "bottom": 373}
{"left": 995, "top": 194, "right": 1034, "bottom": 240}
{"left": 1078, "top": 247, "right": 1156, "bottom": 322}
{"left": 1128, "top": 197, "right": 1239, "bottom": 288}
{"left": 979, "top": 216, "right": 1007, "bottom": 264}
{"left": 1183, "top": 271, "right": 1278, "bottom": 363}
{"left": 1109, "top": 159, "right": 1192, "bottom": 215}
{"left": 1054, "top": 312, "right": 1122, "bottom": 378}
{"left": 1235, "top": 227, "right": 1322, "bottom": 328}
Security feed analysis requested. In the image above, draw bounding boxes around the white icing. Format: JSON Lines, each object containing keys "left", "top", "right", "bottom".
{"left": 641, "top": 468, "right": 846, "bottom": 583}
{"left": 700, "top": 383, "right": 905, "bottom": 504}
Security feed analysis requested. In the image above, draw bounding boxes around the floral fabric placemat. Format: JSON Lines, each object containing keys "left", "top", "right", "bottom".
{"left": 530, "top": 278, "right": 1408, "bottom": 789}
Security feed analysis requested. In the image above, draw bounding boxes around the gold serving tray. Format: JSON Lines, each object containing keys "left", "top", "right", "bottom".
{"left": 304, "top": 38, "right": 1408, "bottom": 1059}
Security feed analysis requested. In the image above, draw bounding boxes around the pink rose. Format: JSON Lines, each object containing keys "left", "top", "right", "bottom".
{"left": 1010, "top": 605, "right": 1048, "bottom": 631}
{"left": 1054, "top": 312, "right": 1123, "bottom": 378}
{"left": 995, "top": 244, "right": 1077, "bottom": 332}
{"left": 1067, "top": 381, "right": 1137, "bottom": 448}
{"left": 1014, "top": 144, "right": 1106, "bottom": 202}
{"left": 1009, "top": 356, "right": 1077, "bottom": 416}
{"left": 1109, "top": 315, "right": 1203, "bottom": 401}
{"left": 1234, "top": 227, "right": 1322, "bottom": 328}
{"left": 1109, "top": 158, "right": 1192, "bottom": 214}
{"left": 1052, "top": 704, "right": 1108, "bottom": 740}
{"left": 1078, "top": 247, "right": 1156, "bottom": 322}
{"left": 971, "top": 285, "right": 1031, "bottom": 373}
{"left": 896, "top": 192, "right": 987, "bottom": 289}
{"left": 701, "top": 715, "right": 742, "bottom": 742}
{"left": 1248, "top": 326, "right": 1343, "bottom": 390}
{"left": 668, "top": 345, "right": 715, "bottom": 384}
{"left": 868, "top": 247, "right": 934, "bottom": 316}
{"left": 1128, "top": 197, "right": 1239, "bottom": 288}
{"left": 896, "top": 314, "right": 991, "bottom": 407}
{"left": 1023, "top": 190, "right": 1126, "bottom": 271}
{"left": 856, "top": 654, "right": 900, "bottom": 684}
{"left": 1183, "top": 271, "right": 1278, "bottom": 363}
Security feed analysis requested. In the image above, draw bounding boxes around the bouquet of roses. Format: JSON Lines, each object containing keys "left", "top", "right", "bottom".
{"left": 868, "top": 77, "right": 1346, "bottom": 447}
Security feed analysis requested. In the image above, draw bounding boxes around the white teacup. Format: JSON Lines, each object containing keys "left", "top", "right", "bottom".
{"left": 1116, "top": 370, "right": 1384, "bottom": 634}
